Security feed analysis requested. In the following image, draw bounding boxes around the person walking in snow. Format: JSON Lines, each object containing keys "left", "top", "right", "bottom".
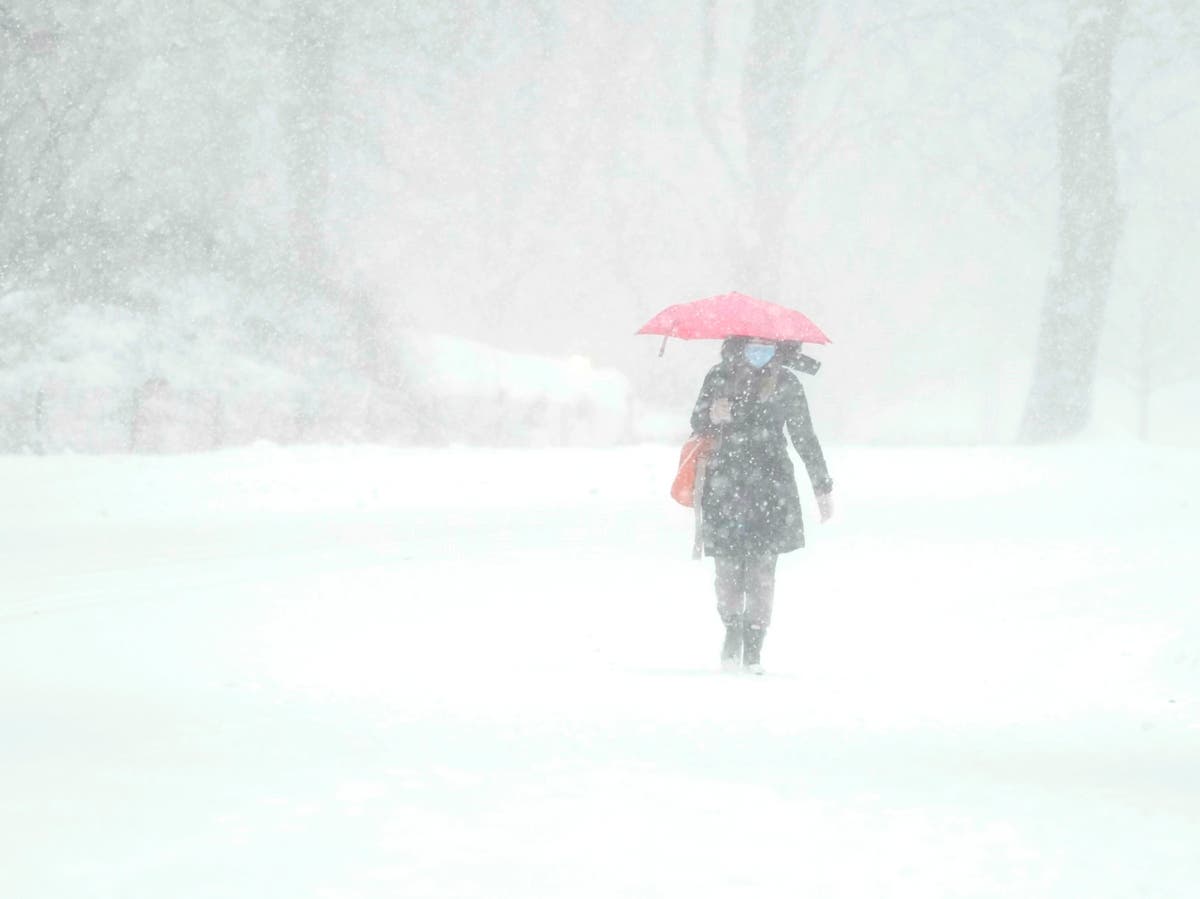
{"left": 690, "top": 337, "right": 833, "bottom": 673}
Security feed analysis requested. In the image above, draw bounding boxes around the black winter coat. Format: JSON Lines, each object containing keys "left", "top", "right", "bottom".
{"left": 690, "top": 361, "right": 832, "bottom": 558}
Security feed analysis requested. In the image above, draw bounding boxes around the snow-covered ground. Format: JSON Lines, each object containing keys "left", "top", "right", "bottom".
{"left": 2, "top": 443, "right": 1198, "bottom": 898}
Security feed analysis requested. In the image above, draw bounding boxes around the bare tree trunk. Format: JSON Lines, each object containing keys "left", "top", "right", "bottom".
{"left": 1021, "top": 0, "right": 1126, "bottom": 442}
{"left": 737, "top": 0, "right": 820, "bottom": 299}
{"left": 2, "top": 17, "right": 26, "bottom": 283}
{"left": 33, "top": 385, "right": 46, "bottom": 454}
{"left": 1134, "top": 278, "right": 1157, "bottom": 442}
{"left": 284, "top": 0, "right": 340, "bottom": 286}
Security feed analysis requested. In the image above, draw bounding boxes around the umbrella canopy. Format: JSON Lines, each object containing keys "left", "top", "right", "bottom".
{"left": 637, "top": 291, "right": 831, "bottom": 345}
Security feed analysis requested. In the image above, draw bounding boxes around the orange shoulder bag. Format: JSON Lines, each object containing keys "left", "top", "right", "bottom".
{"left": 670, "top": 434, "right": 715, "bottom": 507}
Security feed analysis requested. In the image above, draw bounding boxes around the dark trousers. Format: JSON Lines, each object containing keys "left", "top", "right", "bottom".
{"left": 714, "top": 554, "right": 778, "bottom": 630}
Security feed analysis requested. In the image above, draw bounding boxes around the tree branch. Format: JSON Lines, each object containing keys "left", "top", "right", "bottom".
{"left": 694, "top": 0, "right": 744, "bottom": 191}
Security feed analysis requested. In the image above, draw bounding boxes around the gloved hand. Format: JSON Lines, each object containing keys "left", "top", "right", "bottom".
{"left": 710, "top": 397, "right": 732, "bottom": 424}
{"left": 817, "top": 491, "right": 834, "bottom": 523}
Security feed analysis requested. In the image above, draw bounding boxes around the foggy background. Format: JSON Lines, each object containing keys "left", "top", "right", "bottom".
{"left": 2, "top": 0, "right": 1198, "bottom": 452}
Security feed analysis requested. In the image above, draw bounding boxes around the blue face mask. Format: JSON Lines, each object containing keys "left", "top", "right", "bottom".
{"left": 744, "top": 343, "right": 776, "bottom": 368}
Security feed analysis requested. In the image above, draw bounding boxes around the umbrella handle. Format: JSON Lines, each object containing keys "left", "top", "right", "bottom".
{"left": 658, "top": 334, "right": 669, "bottom": 357}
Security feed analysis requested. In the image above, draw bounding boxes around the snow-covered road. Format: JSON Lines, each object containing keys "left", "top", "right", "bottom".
{"left": 2, "top": 444, "right": 1197, "bottom": 897}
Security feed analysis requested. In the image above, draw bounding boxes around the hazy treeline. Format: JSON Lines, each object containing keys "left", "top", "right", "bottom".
{"left": 1, "top": 1, "right": 1198, "bottom": 451}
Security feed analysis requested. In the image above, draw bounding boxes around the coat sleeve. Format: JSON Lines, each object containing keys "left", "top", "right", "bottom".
{"left": 784, "top": 380, "right": 833, "bottom": 496}
{"left": 690, "top": 367, "right": 723, "bottom": 435}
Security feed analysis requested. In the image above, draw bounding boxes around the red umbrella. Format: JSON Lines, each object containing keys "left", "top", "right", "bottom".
{"left": 637, "top": 292, "right": 830, "bottom": 354}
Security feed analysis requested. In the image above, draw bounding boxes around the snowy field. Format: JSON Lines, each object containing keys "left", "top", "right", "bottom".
{"left": 2, "top": 443, "right": 1198, "bottom": 898}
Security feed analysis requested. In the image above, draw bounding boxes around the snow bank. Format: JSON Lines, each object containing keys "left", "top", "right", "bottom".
{"left": 398, "top": 330, "right": 633, "bottom": 446}
{"left": 0, "top": 279, "right": 363, "bottom": 453}
{"left": 0, "top": 290, "right": 634, "bottom": 451}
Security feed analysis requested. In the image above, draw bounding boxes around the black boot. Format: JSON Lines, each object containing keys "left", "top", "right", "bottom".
{"left": 720, "top": 618, "right": 743, "bottom": 669}
{"left": 742, "top": 625, "right": 765, "bottom": 674}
